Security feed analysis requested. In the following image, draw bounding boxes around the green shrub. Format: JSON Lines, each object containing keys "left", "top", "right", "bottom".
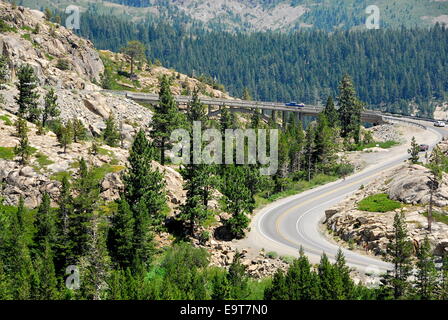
{"left": 56, "top": 58, "right": 71, "bottom": 70}
{"left": 0, "top": 115, "right": 13, "bottom": 126}
{"left": 280, "top": 256, "right": 295, "bottom": 264}
{"left": 35, "top": 152, "right": 54, "bottom": 167}
{"left": 0, "top": 147, "right": 15, "bottom": 160}
{"left": 357, "top": 193, "right": 402, "bottom": 212}
{"left": 0, "top": 20, "right": 17, "bottom": 33}
{"left": 266, "top": 251, "right": 278, "bottom": 259}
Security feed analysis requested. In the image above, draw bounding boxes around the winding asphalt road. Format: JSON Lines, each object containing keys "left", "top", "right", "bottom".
{"left": 252, "top": 119, "right": 448, "bottom": 275}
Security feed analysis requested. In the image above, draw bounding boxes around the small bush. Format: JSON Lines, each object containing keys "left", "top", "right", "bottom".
{"left": 0, "top": 147, "right": 15, "bottom": 160}
{"left": 357, "top": 193, "right": 401, "bottom": 212}
{"left": 266, "top": 251, "right": 278, "bottom": 259}
{"left": 35, "top": 152, "right": 54, "bottom": 167}
{"left": 0, "top": 115, "right": 12, "bottom": 126}
{"left": 280, "top": 256, "right": 295, "bottom": 264}
{"left": 56, "top": 58, "right": 71, "bottom": 70}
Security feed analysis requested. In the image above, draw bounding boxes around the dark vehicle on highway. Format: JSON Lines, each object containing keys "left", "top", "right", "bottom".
{"left": 285, "top": 102, "right": 305, "bottom": 107}
{"left": 419, "top": 144, "right": 429, "bottom": 152}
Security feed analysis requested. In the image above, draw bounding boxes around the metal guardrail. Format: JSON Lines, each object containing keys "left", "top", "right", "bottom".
{"left": 383, "top": 116, "right": 427, "bottom": 130}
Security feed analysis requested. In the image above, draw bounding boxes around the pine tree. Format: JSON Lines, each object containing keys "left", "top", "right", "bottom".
{"left": 287, "top": 119, "right": 304, "bottom": 173}
{"left": 285, "top": 248, "right": 319, "bottom": 300}
{"left": 415, "top": 236, "right": 438, "bottom": 300}
{"left": 227, "top": 252, "right": 249, "bottom": 299}
{"left": 0, "top": 54, "right": 9, "bottom": 85}
{"left": 337, "top": 75, "right": 363, "bottom": 144}
{"left": 55, "top": 175, "right": 74, "bottom": 272}
{"left": 33, "top": 240, "right": 59, "bottom": 299}
{"left": 220, "top": 166, "right": 253, "bottom": 239}
{"left": 121, "top": 130, "right": 166, "bottom": 269}
{"left": 107, "top": 198, "right": 135, "bottom": 269}
{"left": 304, "top": 123, "right": 316, "bottom": 181}
{"left": 220, "top": 107, "right": 236, "bottom": 133}
{"left": 42, "top": 88, "right": 60, "bottom": 127}
{"left": 120, "top": 40, "right": 146, "bottom": 76}
{"left": 323, "top": 96, "right": 338, "bottom": 127}
{"left": 79, "top": 217, "right": 111, "bottom": 300}
{"left": 211, "top": 272, "right": 231, "bottom": 300}
{"left": 385, "top": 212, "right": 413, "bottom": 299}
{"left": 123, "top": 129, "right": 166, "bottom": 231}
{"left": 440, "top": 253, "right": 448, "bottom": 300}
{"left": 187, "top": 88, "right": 207, "bottom": 124}
{"left": 14, "top": 117, "right": 29, "bottom": 138}
{"left": 7, "top": 197, "right": 35, "bottom": 299}
{"left": 150, "top": 75, "right": 185, "bottom": 165}
{"left": 103, "top": 113, "right": 120, "bottom": 147}
{"left": 318, "top": 253, "right": 344, "bottom": 300}
{"left": 56, "top": 123, "right": 73, "bottom": 153}
{"left": 334, "top": 249, "right": 354, "bottom": 299}
{"left": 14, "top": 125, "right": 33, "bottom": 165}
{"left": 69, "top": 158, "right": 100, "bottom": 258}
{"left": 264, "top": 270, "right": 288, "bottom": 300}
{"left": 427, "top": 146, "right": 443, "bottom": 232}
{"left": 34, "top": 192, "right": 57, "bottom": 252}
{"left": 408, "top": 136, "right": 420, "bottom": 164}
{"left": 242, "top": 87, "right": 252, "bottom": 101}
{"left": 71, "top": 118, "right": 87, "bottom": 143}
{"left": 314, "top": 113, "right": 335, "bottom": 173}
{"left": 15, "top": 64, "right": 40, "bottom": 123}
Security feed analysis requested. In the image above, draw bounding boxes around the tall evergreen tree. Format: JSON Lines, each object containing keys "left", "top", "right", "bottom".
{"left": 108, "top": 199, "right": 135, "bottom": 269}
{"left": 323, "top": 96, "right": 338, "bottom": 127}
{"left": 120, "top": 40, "right": 146, "bottom": 76}
{"left": 123, "top": 129, "right": 166, "bottom": 231}
{"left": 337, "top": 75, "right": 363, "bottom": 144}
{"left": 304, "top": 123, "right": 316, "bottom": 181}
{"left": 187, "top": 88, "right": 207, "bottom": 124}
{"left": 150, "top": 75, "right": 185, "bottom": 165}
{"left": 34, "top": 192, "right": 57, "bottom": 252}
{"left": 103, "top": 113, "right": 120, "bottom": 147}
{"left": 408, "top": 136, "right": 420, "bottom": 164}
{"left": 14, "top": 123, "right": 33, "bottom": 165}
{"left": 15, "top": 64, "right": 40, "bottom": 123}
{"left": 42, "top": 88, "right": 60, "bottom": 127}
{"left": 220, "top": 165, "right": 253, "bottom": 239}
{"left": 415, "top": 236, "right": 438, "bottom": 300}
{"left": 384, "top": 212, "right": 413, "bottom": 299}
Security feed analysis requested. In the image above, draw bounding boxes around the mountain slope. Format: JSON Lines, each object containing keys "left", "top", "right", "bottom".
{"left": 16, "top": 0, "right": 448, "bottom": 31}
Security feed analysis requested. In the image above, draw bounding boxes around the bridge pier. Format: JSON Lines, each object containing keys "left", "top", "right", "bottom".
{"left": 282, "top": 111, "right": 287, "bottom": 129}
{"left": 296, "top": 112, "right": 304, "bottom": 127}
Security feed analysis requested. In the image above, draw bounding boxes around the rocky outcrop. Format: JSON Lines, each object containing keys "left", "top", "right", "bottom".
{"left": 367, "top": 124, "right": 403, "bottom": 143}
{"left": 0, "top": 2, "right": 103, "bottom": 89}
{"left": 388, "top": 164, "right": 448, "bottom": 206}
{"left": 326, "top": 162, "right": 448, "bottom": 257}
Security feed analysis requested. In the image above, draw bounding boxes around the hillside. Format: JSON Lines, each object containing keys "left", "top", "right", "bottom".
{"left": 17, "top": 0, "right": 448, "bottom": 31}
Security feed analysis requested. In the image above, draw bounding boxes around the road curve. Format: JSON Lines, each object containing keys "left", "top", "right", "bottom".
{"left": 250, "top": 120, "right": 447, "bottom": 275}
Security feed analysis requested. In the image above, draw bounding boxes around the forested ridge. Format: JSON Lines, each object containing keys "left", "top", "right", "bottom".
{"left": 74, "top": 11, "right": 448, "bottom": 117}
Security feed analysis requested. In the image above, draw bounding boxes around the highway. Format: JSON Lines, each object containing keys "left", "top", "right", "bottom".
{"left": 249, "top": 119, "right": 448, "bottom": 275}
{"left": 106, "top": 90, "right": 385, "bottom": 124}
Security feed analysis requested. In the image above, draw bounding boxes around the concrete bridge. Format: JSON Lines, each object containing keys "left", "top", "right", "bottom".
{"left": 118, "top": 91, "right": 385, "bottom": 125}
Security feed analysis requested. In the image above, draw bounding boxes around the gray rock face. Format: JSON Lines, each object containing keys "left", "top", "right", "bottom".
{"left": 388, "top": 164, "right": 448, "bottom": 207}
{"left": 0, "top": 2, "right": 103, "bottom": 89}
{"left": 325, "top": 161, "right": 448, "bottom": 258}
